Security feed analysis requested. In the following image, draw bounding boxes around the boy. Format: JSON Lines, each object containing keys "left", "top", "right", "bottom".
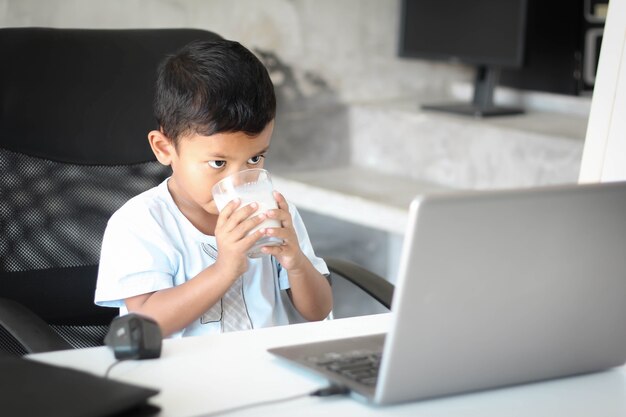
{"left": 94, "top": 40, "right": 333, "bottom": 338}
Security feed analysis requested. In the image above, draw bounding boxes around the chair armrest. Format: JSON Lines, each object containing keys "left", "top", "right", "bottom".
{"left": 0, "top": 297, "right": 72, "bottom": 354}
{"left": 324, "top": 258, "right": 395, "bottom": 310}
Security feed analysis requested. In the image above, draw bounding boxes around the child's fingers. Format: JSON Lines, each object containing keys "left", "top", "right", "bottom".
{"left": 222, "top": 203, "right": 259, "bottom": 233}
{"left": 233, "top": 213, "right": 268, "bottom": 238}
{"left": 263, "top": 226, "right": 288, "bottom": 242}
{"left": 215, "top": 198, "right": 241, "bottom": 228}
{"left": 266, "top": 207, "right": 292, "bottom": 229}
{"left": 261, "top": 245, "right": 284, "bottom": 256}
{"left": 273, "top": 190, "right": 289, "bottom": 210}
{"left": 241, "top": 226, "right": 266, "bottom": 248}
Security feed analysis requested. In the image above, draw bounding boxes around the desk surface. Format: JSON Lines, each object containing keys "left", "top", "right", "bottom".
{"left": 29, "top": 314, "right": 626, "bottom": 417}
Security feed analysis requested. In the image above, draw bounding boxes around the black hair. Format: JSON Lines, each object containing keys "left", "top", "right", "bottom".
{"left": 154, "top": 39, "right": 276, "bottom": 143}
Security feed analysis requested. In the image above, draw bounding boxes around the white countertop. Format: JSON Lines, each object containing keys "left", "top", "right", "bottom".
{"left": 273, "top": 166, "right": 453, "bottom": 235}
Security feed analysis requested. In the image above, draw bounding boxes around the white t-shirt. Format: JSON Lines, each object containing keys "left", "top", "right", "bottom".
{"left": 95, "top": 179, "right": 328, "bottom": 338}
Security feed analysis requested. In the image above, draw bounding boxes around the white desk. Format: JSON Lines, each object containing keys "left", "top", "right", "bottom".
{"left": 29, "top": 314, "right": 626, "bottom": 417}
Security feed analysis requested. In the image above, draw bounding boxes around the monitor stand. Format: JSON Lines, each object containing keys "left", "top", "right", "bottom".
{"left": 422, "top": 66, "right": 524, "bottom": 118}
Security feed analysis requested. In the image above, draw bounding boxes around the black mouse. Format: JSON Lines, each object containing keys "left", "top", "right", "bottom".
{"left": 104, "top": 313, "right": 162, "bottom": 360}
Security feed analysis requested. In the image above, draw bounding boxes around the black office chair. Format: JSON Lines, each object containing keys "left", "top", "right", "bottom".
{"left": 0, "top": 27, "right": 394, "bottom": 356}
{"left": 0, "top": 27, "right": 225, "bottom": 355}
{"left": 325, "top": 258, "right": 393, "bottom": 318}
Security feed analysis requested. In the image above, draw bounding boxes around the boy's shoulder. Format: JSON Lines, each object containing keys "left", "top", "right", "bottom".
{"left": 110, "top": 179, "right": 172, "bottom": 224}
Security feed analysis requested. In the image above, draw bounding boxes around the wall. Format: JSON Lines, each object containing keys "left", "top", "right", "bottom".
{"left": 579, "top": 0, "right": 626, "bottom": 183}
{"left": 0, "top": 0, "right": 465, "bottom": 101}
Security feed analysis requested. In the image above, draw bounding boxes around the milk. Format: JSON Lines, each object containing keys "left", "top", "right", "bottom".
{"left": 232, "top": 182, "right": 280, "bottom": 232}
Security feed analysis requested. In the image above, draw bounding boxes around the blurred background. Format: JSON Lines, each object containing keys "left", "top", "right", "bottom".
{"left": 1, "top": 0, "right": 601, "bottom": 316}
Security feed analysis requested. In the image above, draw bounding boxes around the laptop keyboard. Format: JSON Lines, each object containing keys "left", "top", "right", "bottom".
{"left": 306, "top": 349, "right": 382, "bottom": 387}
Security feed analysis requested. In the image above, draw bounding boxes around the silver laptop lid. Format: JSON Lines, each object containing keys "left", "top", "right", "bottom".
{"left": 376, "top": 181, "right": 626, "bottom": 404}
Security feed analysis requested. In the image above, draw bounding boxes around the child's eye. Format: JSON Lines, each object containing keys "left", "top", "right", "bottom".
{"left": 247, "top": 155, "right": 264, "bottom": 165}
{"left": 208, "top": 160, "right": 226, "bottom": 169}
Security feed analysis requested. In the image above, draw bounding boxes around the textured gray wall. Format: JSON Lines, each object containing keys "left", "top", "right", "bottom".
{"left": 0, "top": 0, "right": 466, "bottom": 102}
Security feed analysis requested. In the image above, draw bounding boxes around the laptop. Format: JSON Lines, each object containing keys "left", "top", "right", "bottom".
{"left": 268, "top": 181, "right": 626, "bottom": 405}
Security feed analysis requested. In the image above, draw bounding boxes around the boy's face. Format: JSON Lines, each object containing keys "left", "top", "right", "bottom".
{"left": 152, "top": 121, "right": 274, "bottom": 217}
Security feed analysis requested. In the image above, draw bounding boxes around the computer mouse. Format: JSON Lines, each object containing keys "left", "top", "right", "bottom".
{"left": 104, "top": 313, "right": 162, "bottom": 360}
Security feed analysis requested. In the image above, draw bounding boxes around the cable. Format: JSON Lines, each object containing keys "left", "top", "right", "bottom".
{"left": 104, "top": 358, "right": 132, "bottom": 378}
{"left": 103, "top": 355, "right": 350, "bottom": 413}
{"left": 197, "top": 385, "right": 350, "bottom": 416}
{"left": 310, "top": 384, "right": 351, "bottom": 397}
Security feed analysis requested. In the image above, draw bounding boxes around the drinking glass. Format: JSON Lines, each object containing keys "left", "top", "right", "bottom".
{"left": 212, "top": 168, "right": 283, "bottom": 258}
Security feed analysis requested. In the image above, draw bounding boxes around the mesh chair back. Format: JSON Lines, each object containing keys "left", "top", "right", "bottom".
{"left": 0, "top": 28, "right": 222, "bottom": 354}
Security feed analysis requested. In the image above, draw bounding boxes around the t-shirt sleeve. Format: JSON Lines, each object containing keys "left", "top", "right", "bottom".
{"left": 94, "top": 206, "right": 176, "bottom": 308}
{"left": 277, "top": 203, "right": 329, "bottom": 290}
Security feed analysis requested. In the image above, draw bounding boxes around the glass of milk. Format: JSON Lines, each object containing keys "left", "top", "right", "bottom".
{"left": 212, "top": 168, "right": 283, "bottom": 258}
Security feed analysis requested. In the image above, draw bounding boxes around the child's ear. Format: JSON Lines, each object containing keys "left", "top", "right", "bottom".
{"left": 148, "top": 130, "right": 175, "bottom": 165}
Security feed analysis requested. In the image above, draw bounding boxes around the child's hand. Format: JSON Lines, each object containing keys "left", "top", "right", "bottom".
{"left": 213, "top": 199, "right": 267, "bottom": 279}
{"left": 260, "top": 191, "right": 307, "bottom": 271}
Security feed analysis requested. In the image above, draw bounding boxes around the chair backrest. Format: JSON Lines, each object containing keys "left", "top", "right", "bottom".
{"left": 0, "top": 27, "right": 222, "bottom": 354}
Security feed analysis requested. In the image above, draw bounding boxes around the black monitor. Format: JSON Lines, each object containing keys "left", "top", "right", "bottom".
{"left": 399, "top": 0, "right": 528, "bottom": 117}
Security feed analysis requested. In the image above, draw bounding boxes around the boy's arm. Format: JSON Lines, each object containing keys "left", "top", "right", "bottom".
{"left": 261, "top": 192, "right": 333, "bottom": 321}
{"left": 283, "top": 259, "right": 333, "bottom": 321}
{"left": 125, "top": 263, "right": 235, "bottom": 338}
{"left": 126, "top": 201, "right": 267, "bottom": 337}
